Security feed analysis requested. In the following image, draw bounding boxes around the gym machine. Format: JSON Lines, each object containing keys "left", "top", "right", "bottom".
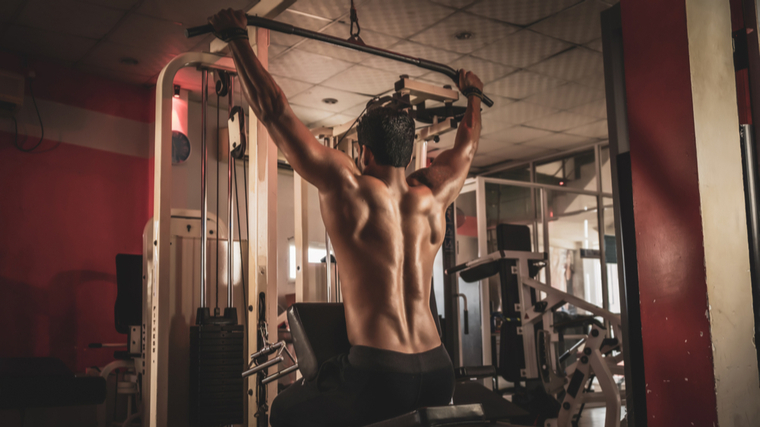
{"left": 447, "top": 224, "right": 624, "bottom": 427}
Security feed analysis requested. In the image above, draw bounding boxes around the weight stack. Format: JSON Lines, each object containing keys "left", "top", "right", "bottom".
{"left": 189, "top": 307, "right": 245, "bottom": 426}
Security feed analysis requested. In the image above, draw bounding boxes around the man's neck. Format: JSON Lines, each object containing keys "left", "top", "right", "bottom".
{"left": 365, "top": 166, "right": 409, "bottom": 192}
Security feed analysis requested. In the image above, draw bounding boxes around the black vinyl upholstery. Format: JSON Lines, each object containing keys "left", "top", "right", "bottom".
{"left": 364, "top": 404, "right": 485, "bottom": 427}
{"left": 287, "top": 303, "right": 351, "bottom": 382}
{"left": 114, "top": 254, "right": 142, "bottom": 335}
{"left": 0, "top": 358, "right": 106, "bottom": 409}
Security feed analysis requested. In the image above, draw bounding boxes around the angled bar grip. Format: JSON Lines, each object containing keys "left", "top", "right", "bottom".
{"left": 242, "top": 356, "right": 284, "bottom": 378}
{"left": 185, "top": 16, "right": 494, "bottom": 107}
{"left": 261, "top": 364, "right": 300, "bottom": 385}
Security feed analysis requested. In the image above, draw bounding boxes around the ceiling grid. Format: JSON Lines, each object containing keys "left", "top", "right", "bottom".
{"left": 0, "top": 0, "right": 617, "bottom": 166}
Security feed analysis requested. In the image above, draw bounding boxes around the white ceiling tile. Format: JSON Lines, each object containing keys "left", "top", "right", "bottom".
{"left": 477, "top": 138, "right": 515, "bottom": 154}
{"left": 269, "top": 49, "right": 352, "bottom": 84}
{"left": 80, "top": 40, "right": 178, "bottom": 78}
{"left": 472, "top": 154, "right": 499, "bottom": 167}
{"left": 321, "top": 65, "right": 401, "bottom": 96}
{"left": 362, "top": 40, "right": 462, "bottom": 78}
{"left": 472, "top": 30, "right": 572, "bottom": 68}
{"left": 355, "top": 0, "right": 455, "bottom": 39}
{"left": 528, "top": 47, "right": 603, "bottom": 81}
{"left": 524, "top": 111, "right": 598, "bottom": 132}
{"left": 108, "top": 13, "right": 199, "bottom": 55}
{"left": 566, "top": 119, "right": 608, "bottom": 138}
{"left": 296, "top": 22, "right": 398, "bottom": 63}
{"left": 585, "top": 37, "right": 603, "bottom": 52}
{"left": 341, "top": 100, "right": 371, "bottom": 117}
{"left": 289, "top": 0, "right": 369, "bottom": 20}
{"left": 310, "top": 113, "right": 356, "bottom": 129}
{"left": 410, "top": 12, "right": 519, "bottom": 54}
{"left": 524, "top": 82, "right": 605, "bottom": 110}
{"left": 484, "top": 125, "right": 555, "bottom": 143}
{"left": 467, "top": 0, "right": 583, "bottom": 26}
{"left": 290, "top": 86, "right": 372, "bottom": 113}
{"left": 137, "top": 0, "right": 252, "bottom": 27}
{"left": 481, "top": 144, "right": 557, "bottom": 165}
{"left": 290, "top": 104, "right": 334, "bottom": 125}
{"left": 0, "top": 24, "right": 97, "bottom": 63}
{"left": 273, "top": 76, "right": 313, "bottom": 98}
{"left": 482, "top": 101, "right": 558, "bottom": 133}
{"left": 575, "top": 72, "right": 606, "bottom": 91}
{"left": 422, "top": 56, "right": 515, "bottom": 86}
{"left": 269, "top": 43, "right": 289, "bottom": 58}
{"left": 17, "top": 0, "right": 124, "bottom": 39}
{"left": 521, "top": 132, "right": 591, "bottom": 149}
{"left": 567, "top": 99, "right": 607, "bottom": 118}
{"left": 529, "top": 0, "right": 610, "bottom": 44}
{"left": 270, "top": 10, "right": 329, "bottom": 47}
{"left": 485, "top": 70, "right": 564, "bottom": 100}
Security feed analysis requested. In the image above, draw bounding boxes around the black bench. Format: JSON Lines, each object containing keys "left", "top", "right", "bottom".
{"left": 287, "top": 303, "right": 522, "bottom": 427}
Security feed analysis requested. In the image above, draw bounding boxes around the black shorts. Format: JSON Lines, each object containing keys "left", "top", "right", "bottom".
{"left": 270, "top": 344, "right": 455, "bottom": 427}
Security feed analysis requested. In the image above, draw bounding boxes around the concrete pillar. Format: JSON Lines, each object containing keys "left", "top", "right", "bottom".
{"left": 621, "top": 0, "right": 760, "bottom": 425}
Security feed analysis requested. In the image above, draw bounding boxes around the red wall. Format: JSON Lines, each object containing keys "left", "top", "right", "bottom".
{"left": 0, "top": 52, "right": 154, "bottom": 373}
{"left": 620, "top": 0, "right": 718, "bottom": 425}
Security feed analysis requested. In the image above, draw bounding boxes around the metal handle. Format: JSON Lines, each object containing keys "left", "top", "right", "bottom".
{"left": 457, "top": 293, "right": 469, "bottom": 335}
{"left": 185, "top": 16, "right": 494, "bottom": 107}
{"left": 242, "top": 356, "right": 284, "bottom": 378}
{"left": 261, "top": 364, "right": 299, "bottom": 385}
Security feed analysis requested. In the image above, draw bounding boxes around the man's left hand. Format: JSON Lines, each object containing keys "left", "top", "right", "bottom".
{"left": 209, "top": 8, "right": 247, "bottom": 34}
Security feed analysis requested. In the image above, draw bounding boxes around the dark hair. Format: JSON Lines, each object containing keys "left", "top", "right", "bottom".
{"left": 357, "top": 107, "right": 415, "bottom": 167}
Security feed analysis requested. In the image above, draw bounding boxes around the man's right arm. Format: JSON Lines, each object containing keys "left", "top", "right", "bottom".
{"left": 212, "top": 9, "right": 358, "bottom": 193}
{"left": 408, "top": 70, "right": 483, "bottom": 206}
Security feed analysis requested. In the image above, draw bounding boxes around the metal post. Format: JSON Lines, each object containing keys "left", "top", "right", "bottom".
{"left": 200, "top": 68, "right": 208, "bottom": 308}
{"left": 596, "top": 144, "right": 610, "bottom": 330}
{"left": 227, "top": 76, "right": 235, "bottom": 309}
{"left": 325, "top": 230, "right": 332, "bottom": 302}
{"left": 541, "top": 188, "right": 551, "bottom": 288}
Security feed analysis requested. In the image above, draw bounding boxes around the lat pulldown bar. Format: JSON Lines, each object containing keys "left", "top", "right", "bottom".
{"left": 185, "top": 15, "right": 495, "bottom": 107}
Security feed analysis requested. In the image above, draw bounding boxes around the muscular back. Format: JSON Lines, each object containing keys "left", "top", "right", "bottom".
{"left": 222, "top": 35, "right": 482, "bottom": 352}
{"left": 320, "top": 174, "right": 446, "bottom": 353}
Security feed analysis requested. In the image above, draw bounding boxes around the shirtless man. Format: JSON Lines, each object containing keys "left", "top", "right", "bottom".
{"left": 210, "top": 9, "right": 483, "bottom": 426}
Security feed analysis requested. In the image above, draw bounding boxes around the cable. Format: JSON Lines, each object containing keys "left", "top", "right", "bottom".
{"left": 215, "top": 93, "right": 220, "bottom": 313}
{"left": 11, "top": 78, "right": 45, "bottom": 152}
{"left": 243, "top": 158, "right": 250, "bottom": 241}
{"left": 335, "top": 104, "right": 368, "bottom": 149}
{"left": 234, "top": 159, "right": 248, "bottom": 325}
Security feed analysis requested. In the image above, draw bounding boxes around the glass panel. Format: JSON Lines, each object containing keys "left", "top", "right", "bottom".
{"left": 545, "top": 190, "right": 602, "bottom": 312}
{"left": 602, "top": 196, "right": 620, "bottom": 313}
{"left": 484, "top": 183, "right": 538, "bottom": 254}
{"left": 485, "top": 163, "right": 532, "bottom": 182}
{"left": 454, "top": 189, "right": 482, "bottom": 366}
{"left": 535, "top": 149, "right": 597, "bottom": 191}
{"left": 601, "top": 145, "right": 612, "bottom": 194}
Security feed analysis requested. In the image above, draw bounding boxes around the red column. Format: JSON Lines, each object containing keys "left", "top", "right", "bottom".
{"left": 620, "top": 0, "right": 717, "bottom": 425}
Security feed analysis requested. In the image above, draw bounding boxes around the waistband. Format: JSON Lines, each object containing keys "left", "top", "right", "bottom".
{"left": 348, "top": 344, "right": 453, "bottom": 374}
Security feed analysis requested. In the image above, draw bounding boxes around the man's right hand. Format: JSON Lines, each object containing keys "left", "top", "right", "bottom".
{"left": 457, "top": 69, "right": 483, "bottom": 94}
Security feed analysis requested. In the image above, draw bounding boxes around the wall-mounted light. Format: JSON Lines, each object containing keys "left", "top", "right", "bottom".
{"left": 174, "top": 85, "right": 181, "bottom": 98}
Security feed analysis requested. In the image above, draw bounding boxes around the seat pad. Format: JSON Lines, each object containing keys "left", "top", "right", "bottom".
{"left": 364, "top": 404, "right": 485, "bottom": 427}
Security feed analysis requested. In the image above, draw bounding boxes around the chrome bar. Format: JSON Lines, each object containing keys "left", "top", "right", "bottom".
{"left": 227, "top": 76, "right": 235, "bottom": 309}
{"left": 241, "top": 356, "right": 284, "bottom": 378}
{"left": 200, "top": 69, "right": 208, "bottom": 308}
{"left": 261, "top": 364, "right": 299, "bottom": 385}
